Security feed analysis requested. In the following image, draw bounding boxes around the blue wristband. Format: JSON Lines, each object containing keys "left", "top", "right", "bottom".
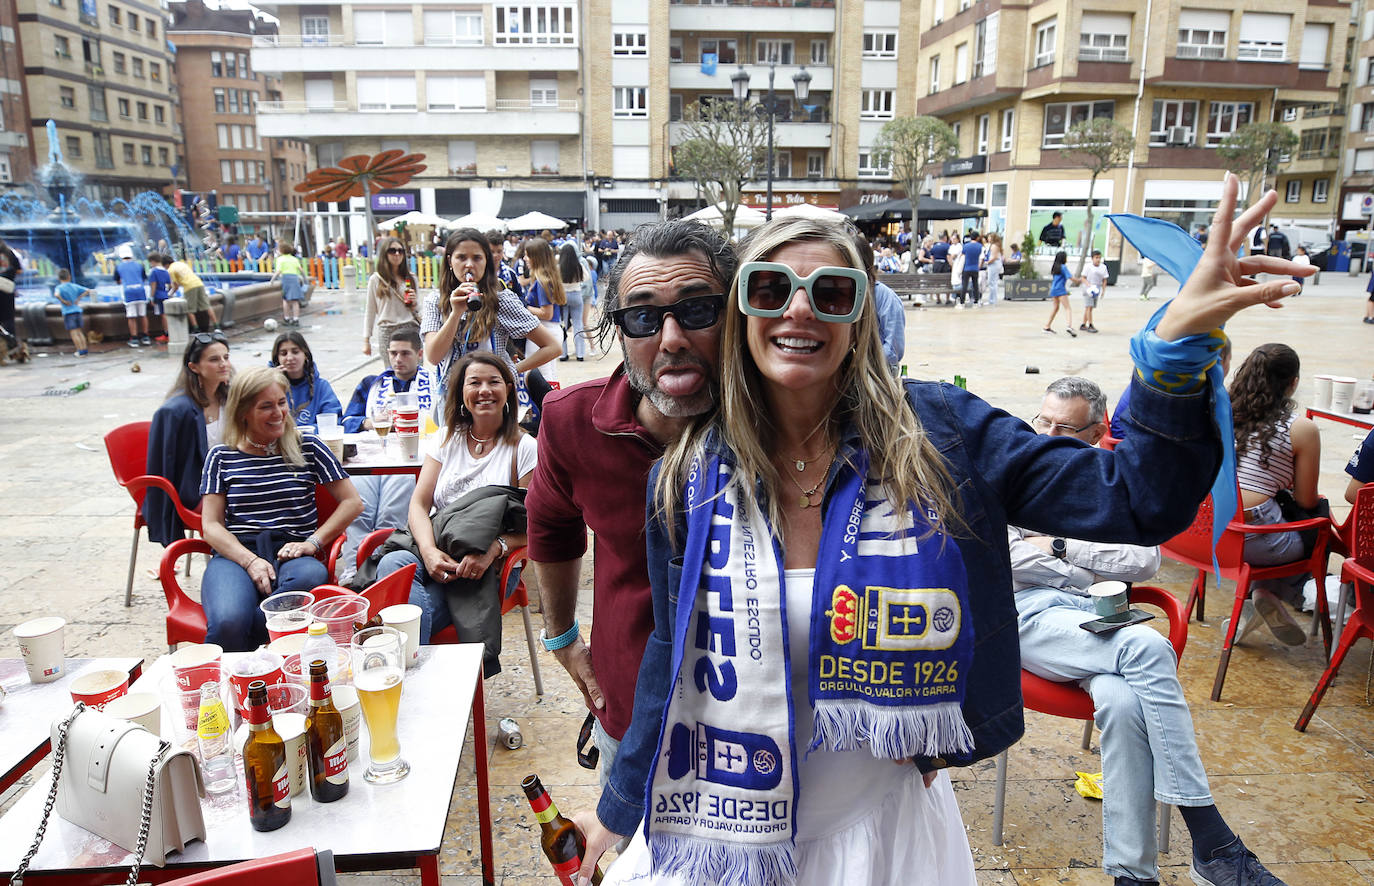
{"left": 541, "top": 620, "right": 580, "bottom": 652}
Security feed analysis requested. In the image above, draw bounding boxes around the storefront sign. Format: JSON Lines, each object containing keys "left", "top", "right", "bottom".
{"left": 372, "top": 192, "right": 415, "bottom": 212}
{"left": 941, "top": 156, "right": 987, "bottom": 177}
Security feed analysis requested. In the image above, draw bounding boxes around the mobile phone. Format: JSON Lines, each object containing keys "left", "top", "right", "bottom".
{"left": 1080, "top": 609, "right": 1155, "bottom": 634}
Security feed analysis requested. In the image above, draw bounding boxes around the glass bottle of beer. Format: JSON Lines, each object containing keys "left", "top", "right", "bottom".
{"left": 242, "top": 680, "right": 291, "bottom": 832}
{"left": 305, "top": 659, "right": 349, "bottom": 803}
{"left": 521, "top": 774, "right": 603, "bottom": 885}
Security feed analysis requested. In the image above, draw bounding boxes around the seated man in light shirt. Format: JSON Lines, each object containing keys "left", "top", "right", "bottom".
{"left": 1011, "top": 376, "right": 1285, "bottom": 886}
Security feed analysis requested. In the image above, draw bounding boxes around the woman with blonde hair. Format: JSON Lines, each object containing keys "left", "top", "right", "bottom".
{"left": 364, "top": 235, "right": 421, "bottom": 356}
{"left": 519, "top": 237, "right": 567, "bottom": 381}
{"left": 577, "top": 174, "right": 1307, "bottom": 886}
{"left": 198, "top": 366, "right": 363, "bottom": 651}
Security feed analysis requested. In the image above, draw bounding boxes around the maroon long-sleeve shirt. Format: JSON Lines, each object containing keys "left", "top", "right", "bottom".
{"left": 525, "top": 366, "right": 662, "bottom": 740}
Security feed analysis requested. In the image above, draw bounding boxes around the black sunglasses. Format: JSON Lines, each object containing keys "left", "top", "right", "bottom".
{"left": 609, "top": 293, "right": 726, "bottom": 338}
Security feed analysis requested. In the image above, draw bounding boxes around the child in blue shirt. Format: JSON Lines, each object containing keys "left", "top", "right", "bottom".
{"left": 53, "top": 268, "right": 92, "bottom": 356}
{"left": 114, "top": 249, "right": 150, "bottom": 347}
{"left": 148, "top": 254, "right": 173, "bottom": 341}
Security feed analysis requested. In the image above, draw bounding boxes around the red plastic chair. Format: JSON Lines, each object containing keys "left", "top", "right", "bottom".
{"left": 355, "top": 530, "right": 544, "bottom": 695}
{"left": 1297, "top": 484, "right": 1374, "bottom": 731}
{"left": 1159, "top": 488, "right": 1332, "bottom": 700}
{"left": 105, "top": 420, "right": 204, "bottom": 607}
{"left": 160, "top": 848, "right": 335, "bottom": 885}
{"left": 992, "top": 586, "right": 1189, "bottom": 848}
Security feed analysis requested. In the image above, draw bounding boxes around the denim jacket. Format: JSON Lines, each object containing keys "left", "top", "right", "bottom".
{"left": 597, "top": 376, "right": 1221, "bottom": 836}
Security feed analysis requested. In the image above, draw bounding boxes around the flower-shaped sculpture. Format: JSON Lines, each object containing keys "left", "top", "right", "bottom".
{"left": 294, "top": 150, "right": 427, "bottom": 244}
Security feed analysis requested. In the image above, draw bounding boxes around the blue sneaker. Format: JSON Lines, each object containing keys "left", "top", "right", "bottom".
{"left": 1191, "top": 837, "right": 1287, "bottom": 885}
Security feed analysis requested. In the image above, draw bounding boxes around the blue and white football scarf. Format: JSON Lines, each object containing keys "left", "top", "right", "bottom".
{"left": 644, "top": 444, "right": 973, "bottom": 886}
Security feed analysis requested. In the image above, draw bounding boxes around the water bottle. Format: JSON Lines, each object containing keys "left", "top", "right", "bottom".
{"left": 196, "top": 681, "right": 236, "bottom": 795}
{"left": 300, "top": 622, "right": 339, "bottom": 679}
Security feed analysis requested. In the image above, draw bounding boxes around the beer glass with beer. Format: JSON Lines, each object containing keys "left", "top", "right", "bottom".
{"left": 350, "top": 625, "right": 409, "bottom": 784}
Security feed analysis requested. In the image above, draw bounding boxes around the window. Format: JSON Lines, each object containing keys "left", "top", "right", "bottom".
{"left": 131, "top": 57, "right": 143, "bottom": 77}
{"left": 123, "top": 142, "right": 135, "bottom": 163}
{"left": 807, "top": 151, "right": 824, "bottom": 178}
{"left": 65, "top": 135, "right": 82, "bottom": 157}
{"left": 302, "top": 15, "right": 330, "bottom": 45}
{"left": 810, "top": 39, "right": 827, "bottom": 65}
{"left": 55, "top": 35, "right": 71, "bottom": 58}
{"left": 213, "top": 88, "right": 225, "bottom": 113}
{"left": 108, "top": 5, "right": 120, "bottom": 26}
{"left": 530, "top": 76, "right": 558, "bottom": 107}
{"left": 93, "top": 133, "right": 112, "bottom": 168}
{"left": 965, "top": 185, "right": 985, "bottom": 206}
{"left": 113, "top": 51, "right": 125, "bottom": 74}
{"left": 59, "top": 86, "right": 75, "bottom": 108}
{"left": 973, "top": 14, "right": 998, "bottom": 78}
{"left": 1237, "top": 12, "right": 1290, "bottom": 61}
{"left": 1313, "top": 179, "right": 1329, "bottom": 203}
{"left": 700, "top": 39, "right": 737, "bottom": 65}
{"left": 427, "top": 75, "right": 485, "bottom": 111}
{"left": 354, "top": 10, "right": 413, "bottom": 46}
{"left": 224, "top": 52, "right": 237, "bottom": 78}
{"left": 1178, "top": 9, "right": 1227, "bottom": 59}
{"left": 857, "top": 151, "right": 891, "bottom": 178}
{"left": 1042, "top": 99, "right": 1114, "bottom": 147}
{"left": 210, "top": 51, "right": 222, "bottom": 77}
{"left": 1300, "top": 23, "right": 1331, "bottom": 70}
{"left": 669, "top": 37, "right": 683, "bottom": 63}
{"left": 613, "top": 87, "right": 648, "bottom": 118}
{"left": 1149, "top": 99, "right": 1198, "bottom": 145}
{"left": 613, "top": 28, "right": 648, "bottom": 56}
{"left": 136, "top": 101, "right": 147, "bottom": 121}
{"left": 1034, "top": 18, "right": 1056, "bottom": 68}
{"left": 863, "top": 31, "right": 897, "bottom": 59}
{"left": 1000, "top": 108, "right": 1014, "bottom": 151}
{"left": 357, "top": 75, "right": 417, "bottom": 111}
{"left": 929, "top": 55, "right": 941, "bottom": 93}
{"left": 861, "top": 89, "right": 894, "bottom": 119}
{"left": 1206, "top": 101, "right": 1252, "bottom": 146}
{"left": 756, "top": 39, "right": 793, "bottom": 64}
{"left": 977, "top": 114, "right": 989, "bottom": 154}
{"left": 216, "top": 124, "right": 228, "bottom": 149}
{"left": 127, "top": 12, "right": 137, "bottom": 30}
{"left": 531, "top": 139, "right": 559, "bottom": 174}
{"left": 424, "top": 10, "right": 483, "bottom": 46}
{"left": 154, "top": 105, "right": 164, "bottom": 124}
{"left": 494, "top": 5, "right": 578, "bottom": 46}
{"left": 141, "top": 145, "right": 152, "bottom": 165}
{"left": 1285, "top": 180, "right": 1300, "bottom": 202}
{"left": 158, "top": 147, "right": 169, "bottom": 166}
{"left": 448, "top": 139, "right": 477, "bottom": 174}
{"left": 955, "top": 42, "right": 969, "bottom": 84}
{"left": 88, "top": 85, "right": 108, "bottom": 122}
{"left": 1079, "top": 12, "right": 1130, "bottom": 61}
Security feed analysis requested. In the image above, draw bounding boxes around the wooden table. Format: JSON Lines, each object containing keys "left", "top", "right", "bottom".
{"left": 340, "top": 432, "right": 433, "bottom": 477}
{"left": 1306, "top": 407, "right": 1374, "bottom": 431}
{"left": 0, "top": 658, "right": 144, "bottom": 794}
{"left": 0, "top": 645, "right": 494, "bottom": 886}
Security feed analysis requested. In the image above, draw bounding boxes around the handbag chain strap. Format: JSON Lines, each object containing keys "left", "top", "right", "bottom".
{"left": 10, "top": 703, "right": 169, "bottom": 886}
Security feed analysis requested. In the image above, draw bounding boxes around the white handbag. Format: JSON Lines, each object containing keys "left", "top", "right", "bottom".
{"left": 10, "top": 704, "right": 207, "bottom": 885}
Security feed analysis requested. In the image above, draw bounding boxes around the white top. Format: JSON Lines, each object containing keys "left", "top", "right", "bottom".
{"left": 430, "top": 431, "right": 537, "bottom": 510}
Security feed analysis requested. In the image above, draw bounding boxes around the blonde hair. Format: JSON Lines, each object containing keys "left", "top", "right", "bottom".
{"left": 224, "top": 366, "right": 305, "bottom": 467}
{"left": 656, "top": 216, "right": 963, "bottom": 542}
{"left": 524, "top": 238, "right": 566, "bottom": 306}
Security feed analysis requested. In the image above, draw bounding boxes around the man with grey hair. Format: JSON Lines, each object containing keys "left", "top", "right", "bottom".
{"left": 1012, "top": 377, "right": 1285, "bottom": 886}
{"left": 526, "top": 220, "right": 736, "bottom": 789}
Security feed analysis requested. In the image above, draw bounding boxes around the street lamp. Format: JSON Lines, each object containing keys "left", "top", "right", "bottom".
{"left": 732, "top": 63, "right": 813, "bottom": 220}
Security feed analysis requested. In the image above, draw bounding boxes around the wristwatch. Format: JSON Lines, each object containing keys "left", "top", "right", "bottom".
{"left": 494, "top": 535, "right": 509, "bottom": 558}
{"left": 1051, "top": 537, "right": 1068, "bottom": 559}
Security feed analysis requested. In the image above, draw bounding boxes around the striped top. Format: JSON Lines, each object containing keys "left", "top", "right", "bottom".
{"left": 199, "top": 434, "right": 347, "bottom": 538}
{"left": 1236, "top": 414, "right": 1295, "bottom": 499}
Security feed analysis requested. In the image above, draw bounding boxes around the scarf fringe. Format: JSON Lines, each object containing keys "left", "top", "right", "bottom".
{"left": 649, "top": 832, "right": 797, "bottom": 886}
{"left": 811, "top": 699, "right": 974, "bottom": 758}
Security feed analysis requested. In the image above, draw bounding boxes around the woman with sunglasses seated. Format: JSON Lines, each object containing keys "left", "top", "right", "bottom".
{"left": 199, "top": 366, "right": 363, "bottom": 651}
{"left": 270, "top": 330, "right": 342, "bottom": 430}
{"left": 144, "top": 332, "right": 234, "bottom": 546}
{"left": 578, "top": 176, "right": 1306, "bottom": 886}
{"left": 364, "top": 235, "right": 422, "bottom": 357}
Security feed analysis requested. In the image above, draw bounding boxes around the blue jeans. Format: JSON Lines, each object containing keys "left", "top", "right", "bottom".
{"left": 202, "top": 554, "right": 329, "bottom": 652}
{"left": 377, "top": 549, "right": 447, "bottom": 643}
{"left": 1015, "top": 587, "right": 1213, "bottom": 881}
{"left": 338, "top": 475, "right": 414, "bottom": 585}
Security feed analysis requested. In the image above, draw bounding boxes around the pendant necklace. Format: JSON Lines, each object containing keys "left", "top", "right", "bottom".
{"left": 469, "top": 431, "right": 494, "bottom": 455}
{"left": 785, "top": 451, "right": 837, "bottom": 509}
{"left": 788, "top": 417, "right": 832, "bottom": 472}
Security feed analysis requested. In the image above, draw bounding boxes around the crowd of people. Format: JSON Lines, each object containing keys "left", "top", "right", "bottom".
{"left": 116, "top": 176, "right": 1374, "bottom": 886}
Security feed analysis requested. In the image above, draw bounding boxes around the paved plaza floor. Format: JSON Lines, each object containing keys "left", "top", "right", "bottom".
{"left": 1, "top": 268, "right": 1372, "bottom": 884}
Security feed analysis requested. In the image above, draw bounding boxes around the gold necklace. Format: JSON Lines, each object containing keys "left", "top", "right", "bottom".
{"left": 784, "top": 451, "right": 836, "bottom": 509}
{"left": 468, "top": 430, "right": 494, "bottom": 455}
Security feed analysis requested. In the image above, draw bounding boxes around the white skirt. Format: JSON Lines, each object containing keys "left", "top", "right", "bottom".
{"left": 602, "top": 768, "right": 975, "bottom": 886}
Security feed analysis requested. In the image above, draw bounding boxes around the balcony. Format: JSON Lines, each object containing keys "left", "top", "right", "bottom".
{"left": 255, "top": 100, "right": 580, "bottom": 138}
{"left": 668, "top": 2, "right": 833, "bottom": 33}
{"left": 667, "top": 120, "right": 831, "bottom": 148}
{"left": 669, "top": 63, "right": 832, "bottom": 92}
{"left": 251, "top": 36, "right": 578, "bottom": 72}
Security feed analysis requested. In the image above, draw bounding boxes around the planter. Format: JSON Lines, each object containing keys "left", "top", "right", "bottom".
{"left": 1004, "top": 278, "right": 1053, "bottom": 301}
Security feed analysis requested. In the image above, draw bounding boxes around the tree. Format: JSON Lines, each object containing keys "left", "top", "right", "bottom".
{"left": 1061, "top": 117, "right": 1136, "bottom": 277}
{"left": 672, "top": 100, "right": 770, "bottom": 234}
{"left": 1217, "top": 121, "right": 1299, "bottom": 210}
{"left": 871, "top": 116, "right": 958, "bottom": 241}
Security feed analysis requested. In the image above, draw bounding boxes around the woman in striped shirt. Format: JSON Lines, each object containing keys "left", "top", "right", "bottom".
{"left": 199, "top": 366, "right": 363, "bottom": 651}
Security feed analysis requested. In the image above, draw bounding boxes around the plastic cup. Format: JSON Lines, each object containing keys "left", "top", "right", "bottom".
{"left": 380, "top": 604, "right": 422, "bottom": 668}
{"left": 310, "top": 595, "right": 369, "bottom": 647}
{"left": 14, "top": 616, "right": 66, "bottom": 683}
{"left": 261, "top": 591, "right": 316, "bottom": 642}
{"left": 169, "top": 643, "right": 223, "bottom": 694}
{"left": 1313, "top": 374, "right": 1334, "bottom": 410}
{"left": 1330, "top": 377, "right": 1357, "bottom": 414}
{"left": 1089, "top": 580, "right": 1130, "bottom": 621}
{"left": 332, "top": 685, "right": 362, "bottom": 762}
{"left": 273, "top": 711, "right": 309, "bottom": 797}
{"left": 104, "top": 691, "right": 161, "bottom": 734}
{"left": 227, "top": 651, "right": 285, "bottom": 715}
{"left": 70, "top": 669, "right": 130, "bottom": 710}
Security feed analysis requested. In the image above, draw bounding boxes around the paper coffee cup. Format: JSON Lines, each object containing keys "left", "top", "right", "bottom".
{"left": 1089, "top": 581, "right": 1130, "bottom": 621}
{"left": 380, "top": 604, "right": 422, "bottom": 668}
{"left": 332, "top": 685, "right": 362, "bottom": 762}
{"left": 1313, "top": 374, "right": 1334, "bottom": 411}
{"left": 104, "top": 691, "right": 162, "bottom": 734}
{"left": 273, "top": 712, "right": 309, "bottom": 797}
{"left": 70, "top": 669, "right": 130, "bottom": 710}
{"left": 14, "top": 616, "right": 66, "bottom": 683}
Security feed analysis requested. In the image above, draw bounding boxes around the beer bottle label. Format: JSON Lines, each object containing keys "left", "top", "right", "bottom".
{"left": 272, "top": 763, "right": 291, "bottom": 808}
{"left": 551, "top": 857, "right": 579, "bottom": 886}
{"left": 323, "top": 737, "right": 349, "bottom": 785}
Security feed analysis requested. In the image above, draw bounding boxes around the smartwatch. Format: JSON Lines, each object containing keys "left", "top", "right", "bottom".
{"left": 1051, "top": 537, "right": 1068, "bottom": 560}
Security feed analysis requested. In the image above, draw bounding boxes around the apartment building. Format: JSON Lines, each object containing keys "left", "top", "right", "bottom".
{"left": 18, "top": 0, "right": 179, "bottom": 200}
{"left": 168, "top": 0, "right": 308, "bottom": 235}
{"left": 914, "top": 0, "right": 1349, "bottom": 261}
{"left": 0, "top": 0, "right": 35, "bottom": 190}
{"left": 250, "top": 0, "right": 587, "bottom": 242}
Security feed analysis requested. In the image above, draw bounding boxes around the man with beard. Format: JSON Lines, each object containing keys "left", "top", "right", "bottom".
{"left": 526, "top": 220, "right": 735, "bottom": 791}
